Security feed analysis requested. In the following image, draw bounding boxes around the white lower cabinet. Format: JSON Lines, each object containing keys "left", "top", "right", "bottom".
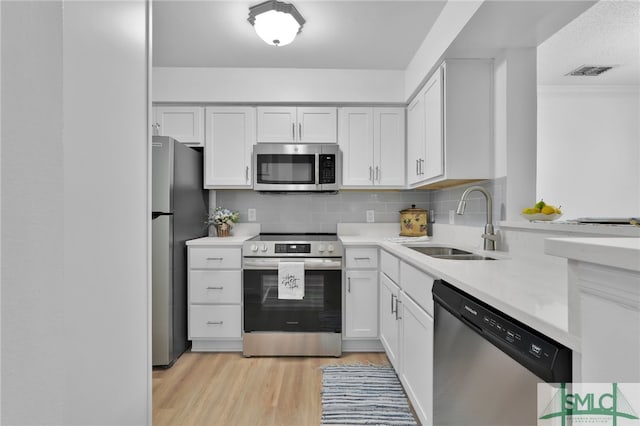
{"left": 399, "top": 290, "right": 433, "bottom": 426}
{"left": 378, "top": 251, "right": 434, "bottom": 426}
{"left": 344, "top": 247, "right": 379, "bottom": 339}
{"left": 187, "top": 245, "right": 243, "bottom": 351}
{"left": 345, "top": 269, "right": 379, "bottom": 338}
{"left": 379, "top": 272, "right": 400, "bottom": 370}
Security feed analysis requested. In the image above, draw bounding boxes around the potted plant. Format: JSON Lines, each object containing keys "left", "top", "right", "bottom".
{"left": 206, "top": 207, "right": 239, "bottom": 237}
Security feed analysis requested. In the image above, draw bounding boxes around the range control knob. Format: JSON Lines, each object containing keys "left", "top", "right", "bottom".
{"left": 327, "top": 244, "right": 335, "bottom": 253}
{"left": 260, "top": 244, "right": 268, "bottom": 252}
{"left": 318, "top": 244, "right": 326, "bottom": 252}
{"left": 250, "top": 244, "right": 259, "bottom": 252}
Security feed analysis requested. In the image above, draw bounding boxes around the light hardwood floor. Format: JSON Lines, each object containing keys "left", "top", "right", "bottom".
{"left": 153, "top": 351, "right": 389, "bottom": 426}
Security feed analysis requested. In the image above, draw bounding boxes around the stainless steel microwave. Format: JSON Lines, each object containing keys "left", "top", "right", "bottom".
{"left": 253, "top": 144, "right": 341, "bottom": 192}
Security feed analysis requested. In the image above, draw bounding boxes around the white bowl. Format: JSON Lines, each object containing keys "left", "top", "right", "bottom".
{"left": 520, "top": 212, "right": 562, "bottom": 222}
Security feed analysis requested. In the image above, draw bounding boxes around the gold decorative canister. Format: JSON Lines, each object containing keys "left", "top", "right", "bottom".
{"left": 399, "top": 205, "right": 428, "bottom": 237}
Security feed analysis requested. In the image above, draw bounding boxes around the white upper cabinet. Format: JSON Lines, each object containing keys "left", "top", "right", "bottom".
{"left": 257, "top": 106, "right": 337, "bottom": 143}
{"left": 339, "top": 107, "right": 405, "bottom": 188}
{"left": 407, "top": 59, "right": 493, "bottom": 189}
{"left": 407, "top": 92, "right": 426, "bottom": 186}
{"left": 204, "top": 106, "right": 256, "bottom": 188}
{"left": 152, "top": 106, "right": 204, "bottom": 147}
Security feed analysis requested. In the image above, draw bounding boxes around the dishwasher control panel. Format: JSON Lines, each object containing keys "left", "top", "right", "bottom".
{"left": 460, "top": 299, "right": 559, "bottom": 370}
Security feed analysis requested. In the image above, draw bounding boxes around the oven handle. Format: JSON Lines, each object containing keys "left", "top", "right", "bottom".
{"left": 243, "top": 257, "right": 343, "bottom": 270}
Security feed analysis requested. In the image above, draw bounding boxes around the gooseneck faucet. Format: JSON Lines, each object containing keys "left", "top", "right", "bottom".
{"left": 456, "top": 186, "right": 497, "bottom": 251}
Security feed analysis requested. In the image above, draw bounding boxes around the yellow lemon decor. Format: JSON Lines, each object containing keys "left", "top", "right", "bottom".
{"left": 521, "top": 199, "right": 562, "bottom": 222}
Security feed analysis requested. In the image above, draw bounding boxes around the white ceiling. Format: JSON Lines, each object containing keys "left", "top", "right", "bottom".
{"left": 153, "top": 0, "right": 639, "bottom": 86}
{"left": 153, "top": 0, "right": 446, "bottom": 70}
{"left": 537, "top": 0, "right": 640, "bottom": 86}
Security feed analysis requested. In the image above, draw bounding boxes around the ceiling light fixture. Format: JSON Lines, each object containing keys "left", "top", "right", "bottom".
{"left": 248, "top": 0, "right": 305, "bottom": 47}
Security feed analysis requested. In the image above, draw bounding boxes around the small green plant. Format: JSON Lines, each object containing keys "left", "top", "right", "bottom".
{"left": 206, "top": 207, "right": 239, "bottom": 227}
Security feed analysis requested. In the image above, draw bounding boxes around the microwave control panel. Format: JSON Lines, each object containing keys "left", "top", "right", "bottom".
{"left": 319, "top": 155, "right": 336, "bottom": 184}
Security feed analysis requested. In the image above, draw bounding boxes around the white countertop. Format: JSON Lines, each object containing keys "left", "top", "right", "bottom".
{"left": 545, "top": 237, "right": 640, "bottom": 272}
{"left": 341, "top": 234, "right": 576, "bottom": 349}
{"left": 186, "top": 235, "right": 254, "bottom": 246}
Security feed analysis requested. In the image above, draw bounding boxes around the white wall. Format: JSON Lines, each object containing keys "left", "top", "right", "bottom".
{"left": 1, "top": 1, "right": 150, "bottom": 424}
{"left": 537, "top": 86, "right": 640, "bottom": 218}
{"left": 491, "top": 48, "right": 538, "bottom": 221}
{"left": 403, "top": 0, "right": 484, "bottom": 101}
{"left": 1, "top": 2, "right": 65, "bottom": 423}
{"left": 153, "top": 67, "right": 405, "bottom": 103}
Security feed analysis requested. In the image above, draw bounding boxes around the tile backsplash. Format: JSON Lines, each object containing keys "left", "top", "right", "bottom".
{"left": 213, "top": 177, "right": 506, "bottom": 233}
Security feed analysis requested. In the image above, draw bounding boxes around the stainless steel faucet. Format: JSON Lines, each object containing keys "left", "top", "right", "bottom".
{"left": 455, "top": 185, "right": 497, "bottom": 251}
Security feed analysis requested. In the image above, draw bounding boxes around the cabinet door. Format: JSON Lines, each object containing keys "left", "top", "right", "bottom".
{"left": 379, "top": 272, "right": 400, "bottom": 370}
{"left": 374, "top": 108, "right": 405, "bottom": 187}
{"left": 297, "top": 107, "right": 337, "bottom": 143}
{"left": 399, "top": 291, "right": 433, "bottom": 426}
{"left": 154, "top": 106, "right": 204, "bottom": 146}
{"left": 338, "top": 108, "right": 374, "bottom": 187}
{"left": 406, "top": 90, "right": 425, "bottom": 186}
{"left": 423, "top": 68, "right": 444, "bottom": 180}
{"left": 256, "top": 106, "right": 296, "bottom": 143}
{"left": 204, "top": 107, "right": 255, "bottom": 188}
{"left": 345, "top": 270, "right": 378, "bottom": 338}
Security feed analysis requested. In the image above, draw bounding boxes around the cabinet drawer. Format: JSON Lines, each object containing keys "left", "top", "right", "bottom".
{"left": 380, "top": 250, "right": 400, "bottom": 283}
{"left": 189, "top": 305, "right": 241, "bottom": 339}
{"left": 345, "top": 248, "right": 378, "bottom": 269}
{"left": 189, "top": 247, "right": 241, "bottom": 269}
{"left": 400, "top": 262, "right": 434, "bottom": 316}
{"left": 189, "top": 270, "right": 241, "bottom": 304}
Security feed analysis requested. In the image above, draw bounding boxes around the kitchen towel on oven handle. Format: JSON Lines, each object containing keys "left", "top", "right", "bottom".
{"left": 278, "top": 261, "right": 305, "bottom": 300}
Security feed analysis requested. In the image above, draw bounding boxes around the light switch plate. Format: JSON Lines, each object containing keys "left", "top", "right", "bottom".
{"left": 366, "top": 210, "right": 375, "bottom": 223}
{"left": 248, "top": 208, "right": 256, "bottom": 222}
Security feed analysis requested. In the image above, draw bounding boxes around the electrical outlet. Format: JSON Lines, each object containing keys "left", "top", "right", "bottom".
{"left": 248, "top": 208, "right": 256, "bottom": 222}
{"left": 449, "top": 210, "right": 455, "bottom": 224}
{"left": 366, "top": 210, "right": 375, "bottom": 223}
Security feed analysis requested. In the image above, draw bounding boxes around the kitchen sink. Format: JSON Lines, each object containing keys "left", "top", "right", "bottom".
{"left": 407, "top": 246, "right": 496, "bottom": 261}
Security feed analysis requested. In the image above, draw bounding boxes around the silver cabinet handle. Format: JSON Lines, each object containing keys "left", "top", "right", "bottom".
{"left": 299, "top": 123, "right": 302, "bottom": 141}
{"left": 369, "top": 166, "right": 373, "bottom": 182}
{"left": 354, "top": 257, "right": 370, "bottom": 260}
{"left": 206, "top": 286, "right": 223, "bottom": 290}
{"left": 347, "top": 277, "right": 351, "bottom": 293}
{"left": 245, "top": 166, "right": 249, "bottom": 182}
{"left": 375, "top": 166, "right": 380, "bottom": 182}
{"left": 292, "top": 123, "right": 295, "bottom": 140}
{"left": 420, "top": 158, "right": 425, "bottom": 175}
{"left": 206, "top": 257, "right": 223, "bottom": 261}
{"left": 207, "top": 321, "right": 224, "bottom": 325}
{"left": 395, "top": 300, "right": 402, "bottom": 320}
{"left": 391, "top": 294, "right": 396, "bottom": 314}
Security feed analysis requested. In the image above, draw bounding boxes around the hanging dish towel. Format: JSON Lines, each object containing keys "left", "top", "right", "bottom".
{"left": 278, "top": 261, "right": 305, "bottom": 300}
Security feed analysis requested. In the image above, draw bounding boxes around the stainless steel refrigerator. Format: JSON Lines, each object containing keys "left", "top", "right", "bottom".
{"left": 152, "top": 136, "right": 208, "bottom": 367}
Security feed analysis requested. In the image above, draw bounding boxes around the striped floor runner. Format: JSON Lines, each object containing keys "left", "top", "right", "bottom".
{"left": 321, "top": 364, "right": 417, "bottom": 426}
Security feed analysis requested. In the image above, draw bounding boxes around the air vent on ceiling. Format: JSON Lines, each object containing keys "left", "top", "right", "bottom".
{"left": 566, "top": 65, "right": 614, "bottom": 76}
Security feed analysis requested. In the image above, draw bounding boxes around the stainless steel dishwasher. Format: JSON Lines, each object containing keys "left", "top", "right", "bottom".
{"left": 432, "top": 280, "right": 571, "bottom": 426}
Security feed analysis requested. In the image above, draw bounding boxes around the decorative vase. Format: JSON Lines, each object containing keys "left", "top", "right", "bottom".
{"left": 215, "top": 223, "right": 231, "bottom": 237}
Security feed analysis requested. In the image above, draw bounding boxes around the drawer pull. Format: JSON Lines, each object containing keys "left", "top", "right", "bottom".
{"left": 207, "top": 321, "right": 224, "bottom": 325}
{"left": 206, "top": 286, "right": 224, "bottom": 290}
{"left": 206, "top": 257, "right": 223, "bottom": 261}
{"left": 354, "top": 257, "right": 370, "bottom": 260}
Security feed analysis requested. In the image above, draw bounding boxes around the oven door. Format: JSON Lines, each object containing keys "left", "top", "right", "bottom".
{"left": 243, "top": 258, "right": 342, "bottom": 333}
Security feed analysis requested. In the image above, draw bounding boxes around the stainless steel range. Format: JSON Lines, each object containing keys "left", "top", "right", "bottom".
{"left": 242, "top": 233, "right": 343, "bottom": 357}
